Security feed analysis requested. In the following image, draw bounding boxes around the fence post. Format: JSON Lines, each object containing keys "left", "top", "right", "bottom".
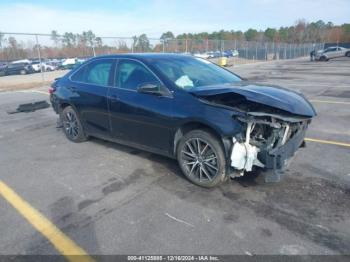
{"left": 35, "top": 34, "right": 45, "bottom": 85}
{"left": 92, "top": 43, "right": 96, "bottom": 57}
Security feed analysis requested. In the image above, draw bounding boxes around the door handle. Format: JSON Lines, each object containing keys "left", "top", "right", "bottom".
{"left": 108, "top": 94, "right": 119, "bottom": 101}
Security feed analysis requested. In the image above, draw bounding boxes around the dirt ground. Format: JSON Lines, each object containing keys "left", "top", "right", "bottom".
{"left": 0, "top": 70, "right": 69, "bottom": 91}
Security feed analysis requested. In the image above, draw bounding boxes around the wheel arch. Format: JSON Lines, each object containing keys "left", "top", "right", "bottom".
{"left": 58, "top": 101, "right": 79, "bottom": 115}
{"left": 173, "top": 121, "right": 232, "bottom": 160}
{"left": 57, "top": 102, "right": 83, "bottom": 123}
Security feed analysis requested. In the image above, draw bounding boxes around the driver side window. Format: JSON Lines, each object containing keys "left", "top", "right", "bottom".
{"left": 116, "top": 60, "right": 160, "bottom": 90}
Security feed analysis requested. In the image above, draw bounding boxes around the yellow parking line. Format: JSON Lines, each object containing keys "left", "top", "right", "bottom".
{"left": 309, "top": 100, "right": 350, "bottom": 105}
{"left": 0, "top": 180, "right": 95, "bottom": 262}
{"left": 305, "top": 138, "right": 350, "bottom": 148}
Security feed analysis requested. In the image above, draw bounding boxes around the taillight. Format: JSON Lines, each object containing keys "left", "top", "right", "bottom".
{"left": 48, "top": 85, "right": 56, "bottom": 94}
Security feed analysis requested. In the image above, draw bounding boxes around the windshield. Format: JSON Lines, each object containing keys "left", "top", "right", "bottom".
{"left": 152, "top": 56, "right": 241, "bottom": 90}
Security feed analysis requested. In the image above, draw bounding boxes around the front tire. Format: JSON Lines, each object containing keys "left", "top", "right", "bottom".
{"left": 61, "top": 106, "right": 87, "bottom": 143}
{"left": 319, "top": 56, "right": 326, "bottom": 61}
{"left": 177, "top": 130, "right": 226, "bottom": 188}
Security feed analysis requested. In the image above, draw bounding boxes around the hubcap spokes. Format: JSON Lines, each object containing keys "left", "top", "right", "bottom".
{"left": 64, "top": 112, "right": 79, "bottom": 138}
{"left": 181, "top": 138, "right": 218, "bottom": 182}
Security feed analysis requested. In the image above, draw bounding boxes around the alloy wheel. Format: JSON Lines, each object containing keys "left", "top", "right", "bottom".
{"left": 181, "top": 138, "right": 219, "bottom": 182}
{"left": 64, "top": 111, "right": 79, "bottom": 139}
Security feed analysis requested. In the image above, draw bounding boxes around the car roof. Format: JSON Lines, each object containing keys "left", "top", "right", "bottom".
{"left": 89, "top": 53, "right": 193, "bottom": 62}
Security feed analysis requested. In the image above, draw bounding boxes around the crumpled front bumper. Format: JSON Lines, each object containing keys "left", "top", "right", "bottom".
{"left": 259, "top": 127, "right": 307, "bottom": 182}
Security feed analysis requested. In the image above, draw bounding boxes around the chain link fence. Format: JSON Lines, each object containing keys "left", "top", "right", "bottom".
{"left": 0, "top": 32, "right": 324, "bottom": 90}
{"left": 0, "top": 32, "right": 324, "bottom": 62}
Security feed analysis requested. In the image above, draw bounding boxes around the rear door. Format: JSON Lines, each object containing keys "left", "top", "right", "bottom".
{"left": 69, "top": 58, "right": 116, "bottom": 139}
{"left": 108, "top": 58, "right": 174, "bottom": 153}
{"left": 335, "top": 47, "right": 344, "bottom": 57}
{"left": 326, "top": 47, "right": 337, "bottom": 58}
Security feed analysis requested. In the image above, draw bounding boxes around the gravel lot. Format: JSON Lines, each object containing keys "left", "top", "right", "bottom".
{"left": 0, "top": 70, "right": 68, "bottom": 91}
{"left": 0, "top": 57, "right": 349, "bottom": 256}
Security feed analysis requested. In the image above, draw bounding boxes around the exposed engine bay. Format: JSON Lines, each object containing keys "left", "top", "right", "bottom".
{"left": 199, "top": 92, "right": 312, "bottom": 182}
{"left": 231, "top": 113, "right": 309, "bottom": 175}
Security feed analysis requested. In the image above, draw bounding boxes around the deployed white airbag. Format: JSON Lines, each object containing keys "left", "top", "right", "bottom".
{"left": 230, "top": 142, "right": 261, "bottom": 171}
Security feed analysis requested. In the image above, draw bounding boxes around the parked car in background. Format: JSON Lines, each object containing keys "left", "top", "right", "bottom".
{"left": 222, "top": 49, "right": 239, "bottom": 57}
{"left": 60, "top": 58, "right": 78, "bottom": 69}
{"left": 207, "top": 51, "right": 222, "bottom": 58}
{"left": 193, "top": 52, "right": 210, "bottom": 59}
{"left": 47, "top": 62, "right": 59, "bottom": 71}
{"left": 315, "top": 46, "right": 350, "bottom": 61}
{"left": 0, "top": 62, "right": 8, "bottom": 76}
{"left": 31, "top": 61, "right": 42, "bottom": 72}
{"left": 12, "top": 59, "right": 32, "bottom": 64}
{"left": 4, "top": 62, "right": 34, "bottom": 75}
{"left": 50, "top": 54, "right": 316, "bottom": 187}
{"left": 41, "top": 62, "right": 57, "bottom": 71}
{"left": 49, "top": 60, "right": 63, "bottom": 70}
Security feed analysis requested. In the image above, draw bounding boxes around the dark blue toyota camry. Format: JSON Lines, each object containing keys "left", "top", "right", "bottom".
{"left": 50, "top": 54, "right": 316, "bottom": 187}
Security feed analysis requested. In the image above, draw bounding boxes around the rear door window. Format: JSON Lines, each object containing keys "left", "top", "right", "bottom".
{"left": 71, "top": 59, "right": 114, "bottom": 86}
{"left": 326, "top": 48, "right": 336, "bottom": 52}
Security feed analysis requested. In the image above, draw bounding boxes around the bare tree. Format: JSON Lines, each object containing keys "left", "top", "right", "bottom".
{"left": 51, "top": 30, "right": 60, "bottom": 47}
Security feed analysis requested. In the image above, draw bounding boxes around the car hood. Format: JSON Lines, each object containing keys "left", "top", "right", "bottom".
{"left": 188, "top": 82, "right": 317, "bottom": 117}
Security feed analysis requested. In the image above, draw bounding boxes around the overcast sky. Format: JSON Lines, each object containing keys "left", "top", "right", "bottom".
{"left": 0, "top": 0, "right": 349, "bottom": 38}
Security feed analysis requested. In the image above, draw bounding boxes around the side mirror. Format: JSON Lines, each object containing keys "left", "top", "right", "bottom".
{"left": 137, "top": 83, "right": 160, "bottom": 94}
{"left": 137, "top": 82, "right": 171, "bottom": 97}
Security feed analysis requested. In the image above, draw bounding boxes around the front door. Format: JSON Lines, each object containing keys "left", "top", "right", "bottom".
{"left": 108, "top": 59, "right": 174, "bottom": 153}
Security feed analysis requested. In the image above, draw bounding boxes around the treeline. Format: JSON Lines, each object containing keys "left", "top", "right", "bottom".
{"left": 0, "top": 30, "right": 156, "bottom": 60}
{"left": 0, "top": 19, "right": 349, "bottom": 61}
{"left": 168, "top": 20, "right": 350, "bottom": 43}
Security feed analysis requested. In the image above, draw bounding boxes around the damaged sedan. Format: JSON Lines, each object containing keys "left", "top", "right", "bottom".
{"left": 50, "top": 54, "right": 316, "bottom": 187}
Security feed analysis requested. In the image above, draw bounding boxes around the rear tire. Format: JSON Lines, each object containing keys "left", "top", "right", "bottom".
{"left": 61, "top": 106, "right": 87, "bottom": 143}
{"left": 177, "top": 130, "right": 226, "bottom": 188}
{"left": 346, "top": 52, "right": 350, "bottom": 57}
